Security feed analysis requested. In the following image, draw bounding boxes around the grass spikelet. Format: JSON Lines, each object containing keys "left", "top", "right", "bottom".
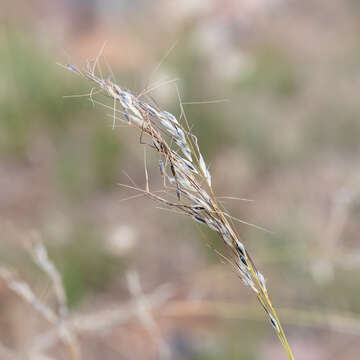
{"left": 62, "top": 59, "right": 295, "bottom": 360}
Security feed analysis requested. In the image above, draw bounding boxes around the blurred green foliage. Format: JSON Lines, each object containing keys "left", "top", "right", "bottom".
{"left": 55, "top": 125, "right": 122, "bottom": 199}
{"left": 50, "top": 223, "right": 123, "bottom": 307}
{"left": 193, "top": 321, "right": 263, "bottom": 360}
{"left": 56, "top": 142, "right": 93, "bottom": 200}
{"left": 0, "top": 30, "right": 127, "bottom": 307}
{"left": 161, "top": 39, "right": 303, "bottom": 171}
{"left": 165, "top": 36, "right": 233, "bottom": 158}
{"left": 91, "top": 124, "right": 123, "bottom": 189}
{"left": 307, "top": 104, "right": 360, "bottom": 154}
{"left": 237, "top": 44, "right": 299, "bottom": 98}
{"left": 0, "top": 30, "right": 84, "bottom": 155}
{"left": 1, "top": 29, "right": 124, "bottom": 195}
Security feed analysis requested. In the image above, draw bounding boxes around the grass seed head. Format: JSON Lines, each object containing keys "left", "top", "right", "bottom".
{"left": 63, "top": 60, "right": 295, "bottom": 360}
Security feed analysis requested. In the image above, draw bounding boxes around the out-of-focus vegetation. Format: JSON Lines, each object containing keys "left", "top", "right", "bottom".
{"left": 1, "top": 1, "right": 360, "bottom": 359}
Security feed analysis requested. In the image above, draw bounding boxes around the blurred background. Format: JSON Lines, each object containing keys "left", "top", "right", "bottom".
{"left": 1, "top": 0, "right": 360, "bottom": 359}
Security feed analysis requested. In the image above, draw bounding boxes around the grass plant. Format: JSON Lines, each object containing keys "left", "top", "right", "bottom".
{"left": 62, "top": 55, "right": 295, "bottom": 360}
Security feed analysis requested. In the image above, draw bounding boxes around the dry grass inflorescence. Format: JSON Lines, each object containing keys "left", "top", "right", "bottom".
{"left": 0, "top": 238, "right": 174, "bottom": 360}
{"left": 60, "top": 53, "right": 296, "bottom": 360}
{"left": 0, "top": 242, "right": 81, "bottom": 360}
